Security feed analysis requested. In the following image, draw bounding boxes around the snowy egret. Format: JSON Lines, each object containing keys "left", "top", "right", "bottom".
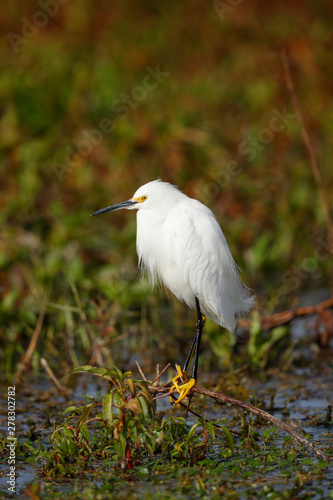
{"left": 91, "top": 180, "right": 254, "bottom": 404}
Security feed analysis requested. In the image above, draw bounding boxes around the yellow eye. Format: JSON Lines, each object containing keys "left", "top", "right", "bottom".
{"left": 133, "top": 195, "right": 147, "bottom": 203}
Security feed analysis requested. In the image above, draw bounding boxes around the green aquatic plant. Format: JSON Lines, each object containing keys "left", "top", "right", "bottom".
{"left": 38, "top": 365, "right": 224, "bottom": 475}
{"left": 40, "top": 366, "right": 155, "bottom": 473}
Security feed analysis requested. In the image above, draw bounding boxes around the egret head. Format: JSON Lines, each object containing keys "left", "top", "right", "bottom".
{"left": 90, "top": 180, "right": 181, "bottom": 216}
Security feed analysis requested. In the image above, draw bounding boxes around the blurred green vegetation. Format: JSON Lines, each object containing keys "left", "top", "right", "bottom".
{"left": 0, "top": 0, "right": 332, "bottom": 380}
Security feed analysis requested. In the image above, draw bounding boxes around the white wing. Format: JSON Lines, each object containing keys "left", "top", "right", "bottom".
{"left": 166, "top": 199, "right": 253, "bottom": 331}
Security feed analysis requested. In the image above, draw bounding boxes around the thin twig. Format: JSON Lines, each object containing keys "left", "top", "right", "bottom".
{"left": 280, "top": 47, "right": 333, "bottom": 257}
{"left": 136, "top": 360, "right": 330, "bottom": 460}
{"left": 238, "top": 296, "right": 333, "bottom": 330}
{"left": 15, "top": 307, "right": 46, "bottom": 381}
{"left": 151, "top": 363, "right": 171, "bottom": 384}
{"left": 196, "top": 386, "right": 330, "bottom": 461}
{"left": 40, "top": 357, "right": 70, "bottom": 398}
{"left": 137, "top": 362, "right": 329, "bottom": 460}
{"left": 151, "top": 384, "right": 330, "bottom": 462}
{"left": 153, "top": 392, "right": 172, "bottom": 401}
{"left": 135, "top": 360, "right": 148, "bottom": 381}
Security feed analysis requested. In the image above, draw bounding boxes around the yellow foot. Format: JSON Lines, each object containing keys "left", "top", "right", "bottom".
{"left": 169, "top": 365, "right": 196, "bottom": 404}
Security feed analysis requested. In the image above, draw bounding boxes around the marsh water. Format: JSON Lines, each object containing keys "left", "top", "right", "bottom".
{"left": 1, "top": 362, "right": 332, "bottom": 499}
{"left": 1, "top": 292, "right": 333, "bottom": 498}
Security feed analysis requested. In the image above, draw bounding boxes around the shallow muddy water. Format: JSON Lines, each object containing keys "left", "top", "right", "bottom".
{"left": 1, "top": 364, "right": 332, "bottom": 498}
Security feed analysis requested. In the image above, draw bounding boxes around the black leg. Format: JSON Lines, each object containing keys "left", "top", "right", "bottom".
{"left": 183, "top": 297, "right": 204, "bottom": 377}
{"left": 183, "top": 334, "right": 197, "bottom": 372}
{"left": 169, "top": 297, "right": 205, "bottom": 405}
{"left": 191, "top": 297, "right": 204, "bottom": 381}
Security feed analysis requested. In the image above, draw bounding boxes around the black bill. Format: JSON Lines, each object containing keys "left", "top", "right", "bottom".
{"left": 90, "top": 199, "right": 138, "bottom": 216}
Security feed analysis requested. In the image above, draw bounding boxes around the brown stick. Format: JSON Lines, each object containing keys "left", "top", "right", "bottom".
{"left": 280, "top": 48, "right": 333, "bottom": 257}
{"left": 40, "top": 357, "right": 70, "bottom": 397}
{"left": 135, "top": 360, "right": 148, "bottom": 382}
{"left": 151, "top": 363, "right": 171, "bottom": 385}
{"left": 195, "top": 386, "right": 329, "bottom": 461}
{"left": 150, "top": 384, "right": 330, "bottom": 462}
{"left": 238, "top": 297, "right": 333, "bottom": 330}
{"left": 15, "top": 307, "right": 46, "bottom": 382}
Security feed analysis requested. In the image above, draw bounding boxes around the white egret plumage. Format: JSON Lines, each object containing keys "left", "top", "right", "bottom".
{"left": 91, "top": 180, "right": 255, "bottom": 403}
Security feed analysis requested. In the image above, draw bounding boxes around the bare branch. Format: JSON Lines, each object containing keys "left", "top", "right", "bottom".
{"left": 40, "top": 357, "right": 70, "bottom": 398}
{"left": 151, "top": 363, "right": 171, "bottom": 384}
{"left": 15, "top": 307, "right": 46, "bottom": 383}
{"left": 135, "top": 360, "right": 148, "bottom": 381}
{"left": 150, "top": 384, "right": 330, "bottom": 462}
{"left": 238, "top": 297, "right": 333, "bottom": 330}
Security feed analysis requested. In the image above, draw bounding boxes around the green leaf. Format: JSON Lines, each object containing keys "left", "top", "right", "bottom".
{"left": 221, "top": 426, "right": 234, "bottom": 452}
{"left": 113, "top": 391, "right": 123, "bottom": 414}
{"left": 80, "top": 425, "right": 90, "bottom": 442}
{"left": 62, "top": 428, "right": 74, "bottom": 440}
{"left": 145, "top": 440, "right": 156, "bottom": 459}
{"left": 205, "top": 422, "right": 216, "bottom": 441}
{"left": 102, "top": 392, "right": 114, "bottom": 426}
{"left": 248, "top": 314, "right": 289, "bottom": 366}
{"left": 66, "top": 365, "right": 110, "bottom": 378}
{"left": 126, "top": 378, "right": 137, "bottom": 398}
{"left": 65, "top": 365, "right": 130, "bottom": 382}
{"left": 168, "top": 419, "right": 176, "bottom": 440}
{"left": 188, "top": 422, "right": 201, "bottom": 440}
{"left": 135, "top": 380, "right": 151, "bottom": 399}
{"left": 22, "top": 441, "right": 35, "bottom": 453}
{"left": 77, "top": 402, "right": 98, "bottom": 430}
{"left": 60, "top": 439, "right": 68, "bottom": 455}
{"left": 67, "top": 441, "right": 77, "bottom": 455}
{"left": 138, "top": 395, "right": 152, "bottom": 417}
{"left": 62, "top": 406, "right": 79, "bottom": 415}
